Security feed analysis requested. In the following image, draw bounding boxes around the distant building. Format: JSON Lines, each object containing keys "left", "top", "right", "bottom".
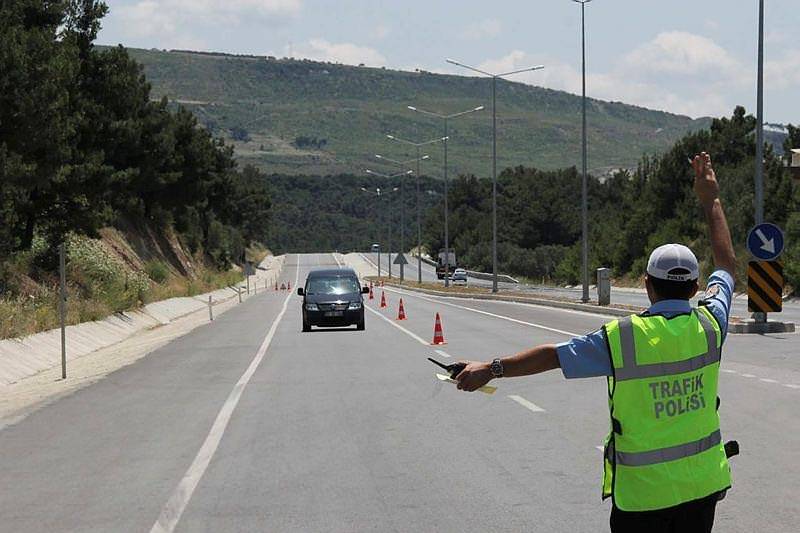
{"left": 791, "top": 149, "right": 800, "bottom": 179}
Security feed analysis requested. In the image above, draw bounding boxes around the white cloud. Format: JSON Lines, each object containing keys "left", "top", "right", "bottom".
{"left": 765, "top": 51, "right": 800, "bottom": 90}
{"left": 370, "top": 24, "right": 390, "bottom": 40}
{"left": 467, "top": 31, "right": 759, "bottom": 118}
{"left": 295, "top": 39, "right": 386, "bottom": 66}
{"left": 111, "top": 0, "right": 301, "bottom": 45}
{"left": 621, "top": 31, "right": 742, "bottom": 78}
{"left": 463, "top": 19, "right": 503, "bottom": 40}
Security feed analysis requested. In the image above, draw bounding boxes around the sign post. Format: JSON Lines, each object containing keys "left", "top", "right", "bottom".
{"left": 394, "top": 254, "right": 408, "bottom": 282}
{"left": 730, "top": 222, "right": 794, "bottom": 334}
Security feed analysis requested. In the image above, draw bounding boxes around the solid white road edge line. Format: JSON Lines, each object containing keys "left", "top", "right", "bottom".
{"left": 364, "top": 305, "right": 429, "bottom": 346}
{"left": 507, "top": 394, "right": 546, "bottom": 413}
{"left": 384, "top": 286, "right": 580, "bottom": 337}
{"left": 150, "top": 256, "right": 300, "bottom": 533}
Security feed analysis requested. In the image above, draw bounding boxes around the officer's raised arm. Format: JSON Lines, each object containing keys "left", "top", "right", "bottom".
{"left": 692, "top": 152, "right": 736, "bottom": 277}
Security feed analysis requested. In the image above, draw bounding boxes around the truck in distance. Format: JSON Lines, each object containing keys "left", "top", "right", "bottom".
{"left": 436, "top": 248, "right": 456, "bottom": 279}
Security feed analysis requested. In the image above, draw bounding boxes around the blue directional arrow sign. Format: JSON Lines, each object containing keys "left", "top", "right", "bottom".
{"left": 747, "top": 222, "right": 784, "bottom": 260}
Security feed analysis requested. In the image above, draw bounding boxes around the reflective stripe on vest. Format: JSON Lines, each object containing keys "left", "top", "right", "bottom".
{"left": 616, "top": 429, "right": 721, "bottom": 466}
{"left": 615, "top": 311, "right": 720, "bottom": 381}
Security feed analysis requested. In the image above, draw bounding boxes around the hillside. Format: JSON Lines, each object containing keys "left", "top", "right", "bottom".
{"left": 122, "top": 48, "right": 712, "bottom": 176}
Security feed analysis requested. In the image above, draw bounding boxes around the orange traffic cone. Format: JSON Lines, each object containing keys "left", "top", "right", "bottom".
{"left": 397, "top": 298, "right": 407, "bottom": 320}
{"left": 380, "top": 291, "right": 387, "bottom": 308}
{"left": 431, "top": 313, "right": 446, "bottom": 345}
{"left": 369, "top": 285, "right": 374, "bottom": 300}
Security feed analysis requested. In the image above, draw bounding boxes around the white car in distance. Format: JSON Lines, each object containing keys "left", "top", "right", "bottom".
{"left": 451, "top": 268, "right": 468, "bottom": 285}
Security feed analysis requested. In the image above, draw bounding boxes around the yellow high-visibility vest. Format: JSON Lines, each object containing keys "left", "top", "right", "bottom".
{"left": 601, "top": 306, "right": 732, "bottom": 511}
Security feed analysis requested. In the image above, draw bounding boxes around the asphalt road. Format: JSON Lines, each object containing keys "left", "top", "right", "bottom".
{"left": 1, "top": 253, "right": 798, "bottom": 532}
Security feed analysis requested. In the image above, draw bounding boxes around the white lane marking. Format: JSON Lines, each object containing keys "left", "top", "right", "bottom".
{"left": 740, "top": 373, "right": 757, "bottom": 378}
{"left": 435, "top": 349, "right": 452, "bottom": 359}
{"left": 720, "top": 369, "right": 737, "bottom": 374}
{"left": 596, "top": 446, "right": 605, "bottom": 452}
{"left": 365, "top": 305, "right": 429, "bottom": 346}
{"left": 759, "top": 378, "right": 779, "bottom": 384}
{"left": 384, "top": 287, "right": 579, "bottom": 337}
{"left": 508, "top": 395, "right": 546, "bottom": 413}
{"left": 783, "top": 384, "right": 800, "bottom": 389}
{"left": 150, "top": 257, "right": 300, "bottom": 533}
{"left": 332, "top": 253, "right": 344, "bottom": 267}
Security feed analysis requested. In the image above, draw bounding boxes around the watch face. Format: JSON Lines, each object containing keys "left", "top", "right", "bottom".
{"left": 491, "top": 359, "right": 503, "bottom": 377}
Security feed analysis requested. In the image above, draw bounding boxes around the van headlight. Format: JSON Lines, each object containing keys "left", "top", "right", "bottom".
{"left": 305, "top": 303, "right": 319, "bottom": 311}
{"left": 348, "top": 302, "right": 362, "bottom": 310}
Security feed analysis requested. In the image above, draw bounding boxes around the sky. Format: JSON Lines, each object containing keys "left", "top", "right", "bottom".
{"left": 98, "top": 0, "right": 800, "bottom": 124}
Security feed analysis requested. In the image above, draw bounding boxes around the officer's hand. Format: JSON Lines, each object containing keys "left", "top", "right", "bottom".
{"left": 691, "top": 152, "right": 720, "bottom": 207}
{"left": 454, "top": 361, "right": 493, "bottom": 392}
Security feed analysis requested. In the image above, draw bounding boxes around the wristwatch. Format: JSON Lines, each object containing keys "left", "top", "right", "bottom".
{"left": 490, "top": 357, "right": 504, "bottom": 378}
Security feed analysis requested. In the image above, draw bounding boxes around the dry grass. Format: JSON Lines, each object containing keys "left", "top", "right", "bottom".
{"left": 0, "top": 234, "right": 245, "bottom": 340}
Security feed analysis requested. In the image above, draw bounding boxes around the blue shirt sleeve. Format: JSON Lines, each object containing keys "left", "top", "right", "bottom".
{"left": 698, "top": 269, "right": 735, "bottom": 345}
{"left": 556, "top": 328, "right": 612, "bottom": 379}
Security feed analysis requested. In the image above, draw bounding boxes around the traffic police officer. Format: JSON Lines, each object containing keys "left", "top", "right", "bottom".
{"left": 454, "top": 152, "right": 736, "bottom": 532}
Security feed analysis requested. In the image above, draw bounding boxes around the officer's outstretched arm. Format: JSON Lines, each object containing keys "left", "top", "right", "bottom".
{"left": 454, "top": 345, "right": 559, "bottom": 392}
{"left": 692, "top": 152, "right": 736, "bottom": 277}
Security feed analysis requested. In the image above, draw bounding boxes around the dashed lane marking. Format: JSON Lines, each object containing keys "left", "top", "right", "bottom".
{"left": 759, "top": 378, "right": 779, "bottom": 384}
{"left": 508, "top": 395, "right": 546, "bottom": 413}
{"left": 740, "top": 373, "right": 757, "bottom": 378}
{"left": 150, "top": 257, "right": 300, "bottom": 533}
{"left": 434, "top": 349, "right": 452, "bottom": 359}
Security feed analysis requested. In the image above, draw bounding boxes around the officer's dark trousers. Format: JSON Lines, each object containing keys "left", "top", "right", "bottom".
{"left": 610, "top": 492, "right": 719, "bottom": 533}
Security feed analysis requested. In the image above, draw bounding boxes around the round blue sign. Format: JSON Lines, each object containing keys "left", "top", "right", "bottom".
{"left": 747, "top": 222, "right": 784, "bottom": 260}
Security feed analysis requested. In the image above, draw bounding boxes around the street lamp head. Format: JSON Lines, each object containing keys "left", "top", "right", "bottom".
{"left": 407, "top": 106, "right": 417, "bottom": 111}
{"left": 421, "top": 155, "right": 430, "bottom": 161}
{"left": 386, "top": 134, "right": 395, "bottom": 140}
{"left": 375, "top": 154, "right": 384, "bottom": 159}
{"left": 406, "top": 170, "right": 414, "bottom": 175}
{"left": 474, "top": 106, "right": 485, "bottom": 111}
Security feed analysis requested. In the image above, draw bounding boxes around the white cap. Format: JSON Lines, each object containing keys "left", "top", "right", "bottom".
{"left": 646, "top": 244, "right": 699, "bottom": 282}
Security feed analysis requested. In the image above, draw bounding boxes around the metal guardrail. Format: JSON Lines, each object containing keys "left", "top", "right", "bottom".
{"left": 413, "top": 253, "right": 519, "bottom": 284}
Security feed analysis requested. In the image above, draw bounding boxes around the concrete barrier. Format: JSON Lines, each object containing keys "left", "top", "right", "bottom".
{"left": 0, "top": 255, "right": 284, "bottom": 386}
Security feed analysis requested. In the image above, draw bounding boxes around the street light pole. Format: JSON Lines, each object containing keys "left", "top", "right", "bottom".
{"left": 755, "top": 0, "right": 764, "bottom": 226}
{"left": 574, "top": 0, "right": 592, "bottom": 303}
{"left": 365, "top": 169, "right": 411, "bottom": 280}
{"left": 375, "top": 154, "right": 430, "bottom": 282}
{"left": 407, "top": 105, "right": 484, "bottom": 287}
{"left": 385, "top": 135, "right": 445, "bottom": 283}
{"left": 360, "top": 186, "right": 383, "bottom": 277}
{"left": 446, "top": 59, "right": 544, "bottom": 292}
{"left": 492, "top": 74, "right": 498, "bottom": 293}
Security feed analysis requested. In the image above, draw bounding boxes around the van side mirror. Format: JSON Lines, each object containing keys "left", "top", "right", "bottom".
{"left": 296, "top": 288, "right": 304, "bottom": 296}
{"left": 361, "top": 286, "right": 370, "bottom": 294}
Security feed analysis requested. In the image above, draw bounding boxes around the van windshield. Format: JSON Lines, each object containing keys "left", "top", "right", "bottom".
{"left": 306, "top": 277, "right": 360, "bottom": 296}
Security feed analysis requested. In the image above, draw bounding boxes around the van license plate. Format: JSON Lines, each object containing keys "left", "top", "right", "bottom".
{"left": 324, "top": 311, "right": 343, "bottom": 317}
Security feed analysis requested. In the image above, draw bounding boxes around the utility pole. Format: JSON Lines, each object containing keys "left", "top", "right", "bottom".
{"left": 59, "top": 242, "right": 67, "bottom": 380}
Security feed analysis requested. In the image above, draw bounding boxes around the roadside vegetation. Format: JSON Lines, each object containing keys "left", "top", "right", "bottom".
{"left": 421, "top": 108, "right": 799, "bottom": 293}
{"left": 0, "top": 1, "right": 270, "bottom": 338}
